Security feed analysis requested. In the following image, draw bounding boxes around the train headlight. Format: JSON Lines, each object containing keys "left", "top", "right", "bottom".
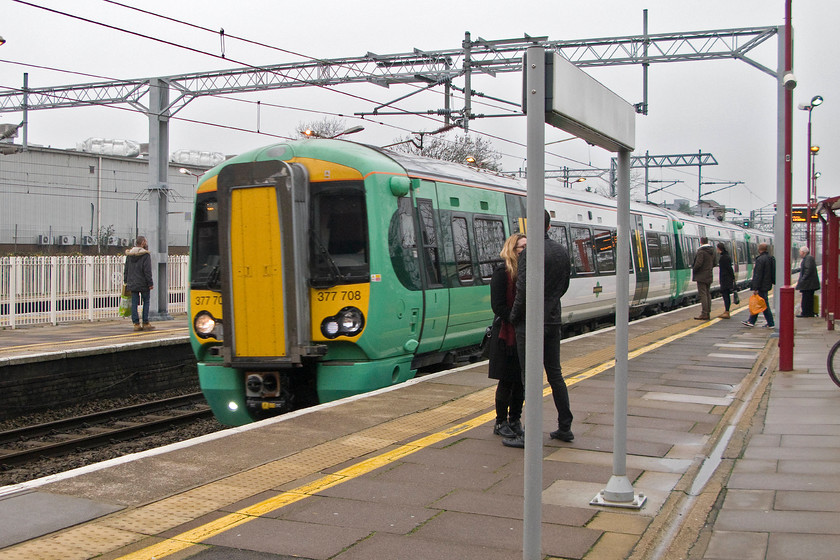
{"left": 338, "top": 307, "right": 364, "bottom": 335}
{"left": 322, "top": 320, "right": 340, "bottom": 338}
{"left": 194, "top": 311, "right": 218, "bottom": 339}
{"left": 320, "top": 306, "right": 365, "bottom": 338}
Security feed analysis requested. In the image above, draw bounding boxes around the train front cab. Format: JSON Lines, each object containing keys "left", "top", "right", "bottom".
{"left": 190, "top": 147, "right": 422, "bottom": 426}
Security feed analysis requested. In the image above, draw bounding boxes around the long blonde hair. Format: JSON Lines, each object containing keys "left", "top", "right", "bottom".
{"left": 500, "top": 233, "right": 526, "bottom": 279}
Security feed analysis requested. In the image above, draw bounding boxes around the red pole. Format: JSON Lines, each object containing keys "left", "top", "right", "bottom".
{"left": 779, "top": 0, "right": 795, "bottom": 370}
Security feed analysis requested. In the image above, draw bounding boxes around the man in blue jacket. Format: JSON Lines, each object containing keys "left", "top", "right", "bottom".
{"left": 124, "top": 236, "right": 155, "bottom": 331}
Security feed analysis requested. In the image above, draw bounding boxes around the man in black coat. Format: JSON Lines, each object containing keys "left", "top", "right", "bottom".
{"left": 505, "top": 210, "right": 573, "bottom": 447}
{"left": 124, "top": 236, "right": 155, "bottom": 331}
{"left": 742, "top": 243, "right": 775, "bottom": 328}
{"left": 796, "top": 246, "right": 820, "bottom": 317}
{"left": 692, "top": 237, "right": 715, "bottom": 320}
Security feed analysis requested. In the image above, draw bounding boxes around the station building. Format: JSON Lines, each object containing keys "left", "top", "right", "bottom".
{"left": 0, "top": 137, "right": 222, "bottom": 256}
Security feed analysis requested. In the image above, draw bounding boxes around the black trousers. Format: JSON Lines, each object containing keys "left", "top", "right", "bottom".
{"left": 515, "top": 323, "right": 573, "bottom": 431}
{"left": 800, "top": 290, "right": 816, "bottom": 317}
{"left": 495, "top": 375, "right": 524, "bottom": 424}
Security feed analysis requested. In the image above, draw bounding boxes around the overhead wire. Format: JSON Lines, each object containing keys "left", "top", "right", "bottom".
{"left": 7, "top": 0, "right": 607, "bottom": 171}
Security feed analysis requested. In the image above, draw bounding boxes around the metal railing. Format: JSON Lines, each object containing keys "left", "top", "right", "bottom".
{"left": 0, "top": 255, "right": 189, "bottom": 328}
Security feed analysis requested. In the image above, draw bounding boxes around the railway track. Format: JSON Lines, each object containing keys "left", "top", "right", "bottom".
{"left": 0, "top": 393, "right": 213, "bottom": 467}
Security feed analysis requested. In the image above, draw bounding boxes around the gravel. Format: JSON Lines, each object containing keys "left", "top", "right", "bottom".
{"left": 0, "top": 388, "right": 226, "bottom": 487}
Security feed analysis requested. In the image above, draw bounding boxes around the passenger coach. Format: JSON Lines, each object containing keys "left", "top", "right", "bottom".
{"left": 188, "top": 139, "right": 769, "bottom": 425}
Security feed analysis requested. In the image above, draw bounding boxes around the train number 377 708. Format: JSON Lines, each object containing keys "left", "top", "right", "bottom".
{"left": 316, "top": 290, "right": 363, "bottom": 302}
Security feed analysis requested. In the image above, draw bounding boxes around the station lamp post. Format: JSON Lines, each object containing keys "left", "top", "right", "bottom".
{"left": 798, "top": 95, "right": 823, "bottom": 250}
{"left": 809, "top": 144, "right": 820, "bottom": 248}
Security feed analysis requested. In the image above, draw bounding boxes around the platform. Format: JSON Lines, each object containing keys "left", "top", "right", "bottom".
{"left": 0, "top": 302, "right": 837, "bottom": 560}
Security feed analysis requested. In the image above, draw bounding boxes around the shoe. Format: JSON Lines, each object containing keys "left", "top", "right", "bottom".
{"left": 694, "top": 315, "right": 710, "bottom": 321}
{"left": 764, "top": 324, "right": 775, "bottom": 329}
{"left": 502, "top": 436, "right": 524, "bottom": 448}
{"left": 508, "top": 420, "right": 524, "bottom": 437}
{"left": 133, "top": 323, "right": 143, "bottom": 331}
{"left": 143, "top": 322, "right": 155, "bottom": 330}
{"left": 549, "top": 428, "right": 574, "bottom": 442}
{"left": 493, "top": 422, "right": 516, "bottom": 438}
{"left": 741, "top": 321, "right": 754, "bottom": 328}
{"left": 717, "top": 311, "right": 730, "bottom": 319}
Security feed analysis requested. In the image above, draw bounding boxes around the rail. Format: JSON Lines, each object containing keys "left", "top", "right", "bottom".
{"left": 0, "top": 255, "right": 189, "bottom": 328}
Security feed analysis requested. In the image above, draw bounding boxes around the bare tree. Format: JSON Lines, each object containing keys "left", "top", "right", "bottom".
{"left": 390, "top": 134, "right": 502, "bottom": 172}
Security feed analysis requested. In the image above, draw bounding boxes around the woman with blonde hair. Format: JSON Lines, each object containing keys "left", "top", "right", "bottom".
{"left": 487, "top": 232, "right": 526, "bottom": 439}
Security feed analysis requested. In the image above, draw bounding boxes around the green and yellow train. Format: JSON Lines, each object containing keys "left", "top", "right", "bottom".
{"left": 188, "top": 139, "right": 771, "bottom": 426}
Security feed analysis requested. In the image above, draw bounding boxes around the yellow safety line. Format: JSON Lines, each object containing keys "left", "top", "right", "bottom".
{"left": 115, "top": 317, "right": 721, "bottom": 560}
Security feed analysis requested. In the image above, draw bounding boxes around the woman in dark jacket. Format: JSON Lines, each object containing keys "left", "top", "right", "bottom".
{"left": 124, "top": 236, "right": 155, "bottom": 331}
{"left": 487, "top": 233, "right": 526, "bottom": 439}
{"left": 716, "top": 243, "right": 735, "bottom": 319}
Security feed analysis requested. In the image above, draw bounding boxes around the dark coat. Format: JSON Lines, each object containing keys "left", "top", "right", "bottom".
{"left": 718, "top": 251, "right": 735, "bottom": 291}
{"left": 796, "top": 254, "right": 820, "bottom": 291}
{"left": 692, "top": 244, "right": 715, "bottom": 284}
{"left": 750, "top": 251, "right": 774, "bottom": 292}
{"left": 124, "top": 246, "right": 153, "bottom": 292}
{"left": 509, "top": 233, "right": 571, "bottom": 326}
{"left": 487, "top": 265, "right": 521, "bottom": 381}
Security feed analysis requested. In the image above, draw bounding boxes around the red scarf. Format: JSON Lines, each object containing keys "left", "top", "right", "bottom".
{"left": 499, "top": 271, "right": 516, "bottom": 348}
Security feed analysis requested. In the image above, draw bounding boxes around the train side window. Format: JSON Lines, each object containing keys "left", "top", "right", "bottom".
{"left": 593, "top": 228, "right": 616, "bottom": 274}
{"left": 646, "top": 232, "right": 661, "bottom": 270}
{"left": 474, "top": 217, "right": 505, "bottom": 280}
{"left": 571, "top": 226, "right": 595, "bottom": 274}
{"left": 417, "top": 198, "right": 442, "bottom": 287}
{"left": 548, "top": 224, "right": 569, "bottom": 252}
{"left": 737, "top": 241, "right": 747, "bottom": 264}
{"left": 451, "top": 216, "right": 473, "bottom": 284}
{"left": 658, "top": 234, "right": 673, "bottom": 269}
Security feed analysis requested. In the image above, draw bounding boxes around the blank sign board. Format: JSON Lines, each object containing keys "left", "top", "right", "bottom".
{"left": 544, "top": 52, "right": 635, "bottom": 152}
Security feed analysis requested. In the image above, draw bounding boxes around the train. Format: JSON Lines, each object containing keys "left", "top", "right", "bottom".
{"left": 188, "top": 139, "right": 772, "bottom": 426}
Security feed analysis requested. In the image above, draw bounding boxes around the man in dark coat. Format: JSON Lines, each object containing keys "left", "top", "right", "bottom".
{"left": 742, "top": 243, "right": 775, "bottom": 328}
{"left": 504, "top": 210, "right": 573, "bottom": 447}
{"left": 796, "top": 246, "right": 820, "bottom": 317}
{"left": 124, "top": 236, "right": 155, "bottom": 331}
{"left": 692, "top": 237, "right": 715, "bottom": 320}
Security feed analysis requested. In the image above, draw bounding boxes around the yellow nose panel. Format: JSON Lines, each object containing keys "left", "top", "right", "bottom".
{"left": 230, "top": 186, "right": 286, "bottom": 357}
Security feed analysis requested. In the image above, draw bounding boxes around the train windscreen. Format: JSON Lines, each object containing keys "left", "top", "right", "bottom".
{"left": 309, "top": 182, "right": 369, "bottom": 288}
{"left": 191, "top": 193, "right": 220, "bottom": 289}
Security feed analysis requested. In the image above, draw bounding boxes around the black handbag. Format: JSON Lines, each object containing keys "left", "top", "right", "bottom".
{"left": 733, "top": 291, "right": 740, "bottom": 305}
{"left": 479, "top": 316, "right": 501, "bottom": 358}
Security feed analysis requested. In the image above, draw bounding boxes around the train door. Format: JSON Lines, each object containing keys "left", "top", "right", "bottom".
{"left": 630, "top": 213, "right": 649, "bottom": 305}
{"left": 216, "top": 160, "right": 312, "bottom": 366}
{"left": 410, "top": 180, "right": 449, "bottom": 354}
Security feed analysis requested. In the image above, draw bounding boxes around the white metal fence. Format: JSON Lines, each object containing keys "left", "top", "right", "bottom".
{"left": 0, "top": 255, "right": 189, "bottom": 328}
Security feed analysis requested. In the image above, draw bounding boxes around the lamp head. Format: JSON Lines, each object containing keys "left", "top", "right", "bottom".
{"left": 810, "top": 145, "right": 820, "bottom": 154}
{"left": 811, "top": 95, "right": 824, "bottom": 107}
{"left": 0, "top": 36, "right": 6, "bottom": 47}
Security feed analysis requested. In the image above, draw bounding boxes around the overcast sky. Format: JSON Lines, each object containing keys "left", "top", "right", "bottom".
{"left": 1, "top": 0, "right": 837, "bottom": 215}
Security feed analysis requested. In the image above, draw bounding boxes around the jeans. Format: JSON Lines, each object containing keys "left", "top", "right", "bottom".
{"left": 131, "top": 290, "right": 150, "bottom": 324}
{"left": 720, "top": 288, "right": 731, "bottom": 312}
{"left": 515, "top": 323, "right": 573, "bottom": 431}
{"left": 747, "top": 290, "right": 774, "bottom": 326}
